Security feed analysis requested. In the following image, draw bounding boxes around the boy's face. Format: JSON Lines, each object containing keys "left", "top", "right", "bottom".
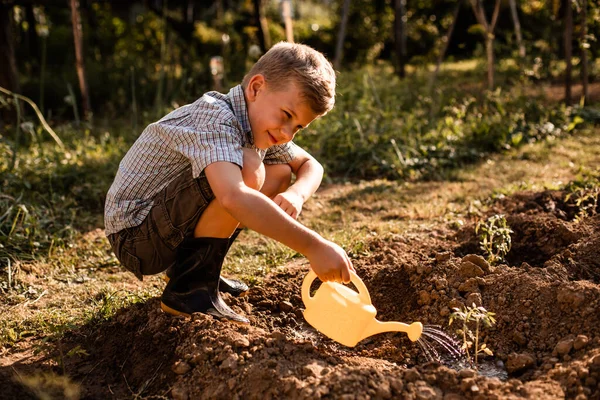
{"left": 245, "top": 75, "right": 319, "bottom": 150}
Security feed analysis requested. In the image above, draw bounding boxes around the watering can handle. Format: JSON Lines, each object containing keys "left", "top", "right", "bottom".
{"left": 301, "top": 269, "right": 372, "bottom": 306}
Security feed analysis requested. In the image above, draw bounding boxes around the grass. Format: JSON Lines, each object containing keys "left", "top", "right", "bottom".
{"left": 1, "top": 60, "right": 600, "bottom": 357}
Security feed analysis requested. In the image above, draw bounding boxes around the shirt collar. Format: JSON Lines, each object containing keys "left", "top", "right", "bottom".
{"left": 227, "top": 85, "right": 252, "bottom": 140}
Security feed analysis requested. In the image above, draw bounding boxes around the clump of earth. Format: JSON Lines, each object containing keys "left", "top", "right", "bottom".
{"left": 5, "top": 189, "right": 600, "bottom": 399}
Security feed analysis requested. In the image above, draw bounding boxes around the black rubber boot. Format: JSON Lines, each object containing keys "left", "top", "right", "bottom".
{"left": 160, "top": 236, "right": 249, "bottom": 324}
{"left": 164, "top": 228, "right": 249, "bottom": 297}
{"left": 216, "top": 228, "right": 249, "bottom": 296}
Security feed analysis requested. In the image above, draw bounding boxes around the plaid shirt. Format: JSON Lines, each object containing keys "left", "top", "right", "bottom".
{"left": 104, "top": 85, "right": 296, "bottom": 235}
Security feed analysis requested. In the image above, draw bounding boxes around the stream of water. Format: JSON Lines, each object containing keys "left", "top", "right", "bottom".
{"left": 417, "top": 325, "right": 507, "bottom": 380}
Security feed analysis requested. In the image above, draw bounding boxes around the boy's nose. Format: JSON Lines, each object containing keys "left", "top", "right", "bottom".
{"left": 281, "top": 125, "right": 296, "bottom": 142}
{"left": 280, "top": 126, "right": 294, "bottom": 141}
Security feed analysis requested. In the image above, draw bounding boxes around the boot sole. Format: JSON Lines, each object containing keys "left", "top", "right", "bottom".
{"left": 160, "top": 302, "right": 250, "bottom": 325}
{"left": 162, "top": 275, "right": 249, "bottom": 297}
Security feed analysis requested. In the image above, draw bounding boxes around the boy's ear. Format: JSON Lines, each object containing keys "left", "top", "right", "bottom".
{"left": 246, "top": 74, "right": 266, "bottom": 102}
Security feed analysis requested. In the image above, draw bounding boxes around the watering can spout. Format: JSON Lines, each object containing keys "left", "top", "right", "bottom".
{"left": 362, "top": 319, "right": 423, "bottom": 343}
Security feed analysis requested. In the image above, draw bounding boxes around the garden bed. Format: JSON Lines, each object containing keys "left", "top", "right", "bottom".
{"left": 5, "top": 187, "right": 598, "bottom": 399}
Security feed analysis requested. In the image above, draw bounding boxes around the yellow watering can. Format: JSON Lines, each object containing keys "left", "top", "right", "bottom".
{"left": 302, "top": 270, "right": 423, "bottom": 347}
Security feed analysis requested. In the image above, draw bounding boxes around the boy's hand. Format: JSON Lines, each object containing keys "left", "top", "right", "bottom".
{"left": 307, "top": 239, "right": 355, "bottom": 283}
{"left": 273, "top": 190, "right": 304, "bottom": 219}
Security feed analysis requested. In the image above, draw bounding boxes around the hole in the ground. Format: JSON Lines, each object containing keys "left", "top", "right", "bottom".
{"left": 504, "top": 214, "right": 582, "bottom": 267}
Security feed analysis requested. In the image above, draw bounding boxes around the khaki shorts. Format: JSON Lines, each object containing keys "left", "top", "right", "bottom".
{"left": 107, "top": 168, "right": 215, "bottom": 280}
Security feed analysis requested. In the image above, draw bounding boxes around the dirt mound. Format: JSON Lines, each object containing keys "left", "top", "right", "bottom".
{"left": 6, "top": 188, "right": 600, "bottom": 399}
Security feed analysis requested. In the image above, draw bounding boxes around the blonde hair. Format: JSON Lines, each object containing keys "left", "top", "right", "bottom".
{"left": 242, "top": 42, "right": 336, "bottom": 115}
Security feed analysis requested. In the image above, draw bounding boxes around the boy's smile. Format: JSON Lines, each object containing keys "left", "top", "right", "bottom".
{"left": 245, "top": 75, "right": 319, "bottom": 150}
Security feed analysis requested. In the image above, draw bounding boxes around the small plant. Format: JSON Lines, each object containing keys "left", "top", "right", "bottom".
{"left": 475, "top": 214, "right": 513, "bottom": 264}
{"left": 449, "top": 304, "right": 496, "bottom": 367}
{"left": 566, "top": 187, "right": 599, "bottom": 222}
{"left": 564, "top": 168, "right": 600, "bottom": 223}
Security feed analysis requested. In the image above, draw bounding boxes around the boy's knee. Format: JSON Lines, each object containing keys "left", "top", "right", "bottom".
{"left": 263, "top": 163, "right": 292, "bottom": 197}
{"left": 241, "top": 148, "right": 265, "bottom": 190}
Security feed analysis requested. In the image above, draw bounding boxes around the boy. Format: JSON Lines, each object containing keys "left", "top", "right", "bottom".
{"left": 105, "top": 42, "right": 354, "bottom": 324}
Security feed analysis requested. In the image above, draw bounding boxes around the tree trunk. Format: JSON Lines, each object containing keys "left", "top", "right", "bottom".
{"left": 282, "top": 0, "right": 294, "bottom": 43}
{"left": 486, "top": 36, "right": 494, "bottom": 90}
{"left": 428, "top": 0, "right": 461, "bottom": 92}
{"left": 254, "top": 0, "right": 271, "bottom": 52}
{"left": 469, "top": 0, "right": 501, "bottom": 91}
{"left": 0, "top": 4, "right": 19, "bottom": 94}
{"left": 508, "top": 0, "right": 525, "bottom": 57}
{"left": 69, "top": 0, "right": 91, "bottom": 119}
{"left": 564, "top": 0, "right": 573, "bottom": 105}
{"left": 393, "top": 0, "right": 407, "bottom": 78}
{"left": 580, "top": 0, "right": 589, "bottom": 103}
{"left": 334, "top": 0, "right": 351, "bottom": 69}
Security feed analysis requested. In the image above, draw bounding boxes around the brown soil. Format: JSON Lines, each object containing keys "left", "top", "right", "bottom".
{"left": 2, "top": 188, "right": 600, "bottom": 400}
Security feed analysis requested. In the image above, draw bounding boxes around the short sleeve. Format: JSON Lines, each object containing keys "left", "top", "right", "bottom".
{"left": 263, "top": 142, "right": 296, "bottom": 165}
{"left": 171, "top": 123, "right": 244, "bottom": 178}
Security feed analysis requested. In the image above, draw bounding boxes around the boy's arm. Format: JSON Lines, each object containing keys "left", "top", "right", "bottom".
{"left": 274, "top": 145, "right": 323, "bottom": 219}
{"left": 205, "top": 161, "right": 353, "bottom": 283}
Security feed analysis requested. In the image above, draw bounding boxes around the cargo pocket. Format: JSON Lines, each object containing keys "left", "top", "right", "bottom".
{"left": 153, "top": 198, "right": 185, "bottom": 251}
{"left": 121, "top": 249, "right": 143, "bottom": 281}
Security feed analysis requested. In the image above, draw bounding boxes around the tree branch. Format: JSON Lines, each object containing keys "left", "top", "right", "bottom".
{"left": 469, "top": 0, "right": 488, "bottom": 31}
{"left": 490, "top": 0, "right": 502, "bottom": 32}
{"left": 0, "top": 85, "right": 65, "bottom": 148}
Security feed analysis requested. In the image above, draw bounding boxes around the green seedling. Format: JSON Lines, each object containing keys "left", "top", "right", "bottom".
{"left": 449, "top": 304, "right": 496, "bottom": 367}
{"left": 564, "top": 168, "right": 600, "bottom": 223}
{"left": 566, "top": 187, "right": 599, "bottom": 222}
{"left": 475, "top": 214, "right": 513, "bottom": 264}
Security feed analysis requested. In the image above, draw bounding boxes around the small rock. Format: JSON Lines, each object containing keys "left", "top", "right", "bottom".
{"left": 434, "top": 278, "right": 448, "bottom": 290}
{"left": 440, "top": 307, "right": 450, "bottom": 317}
{"left": 458, "top": 278, "right": 480, "bottom": 294}
{"left": 458, "top": 369, "right": 476, "bottom": 378}
{"left": 415, "top": 385, "right": 439, "bottom": 400}
{"left": 220, "top": 353, "right": 239, "bottom": 370}
{"left": 303, "top": 361, "right": 326, "bottom": 377}
{"left": 279, "top": 300, "right": 294, "bottom": 312}
{"left": 436, "top": 252, "right": 452, "bottom": 263}
{"left": 462, "top": 254, "right": 491, "bottom": 273}
{"left": 506, "top": 353, "right": 535, "bottom": 374}
{"left": 574, "top": 335, "right": 589, "bottom": 350}
{"left": 419, "top": 290, "right": 432, "bottom": 305}
{"left": 591, "top": 354, "right": 600, "bottom": 366}
{"left": 465, "top": 293, "right": 482, "bottom": 307}
{"left": 513, "top": 331, "right": 527, "bottom": 346}
{"left": 257, "top": 300, "right": 273, "bottom": 309}
{"left": 172, "top": 361, "right": 191, "bottom": 375}
{"left": 404, "top": 368, "right": 422, "bottom": 382}
{"left": 233, "top": 335, "right": 250, "bottom": 348}
{"left": 458, "top": 260, "right": 485, "bottom": 279}
{"left": 242, "top": 302, "right": 253, "bottom": 314}
{"left": 449, "top": 298, "right": 464, "bottom": 310}
{"left": 487, "top": 378, "right": 502, "bottom": 390}
{"left": 555, "top": 339, "right": 574, "bottom": 356}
